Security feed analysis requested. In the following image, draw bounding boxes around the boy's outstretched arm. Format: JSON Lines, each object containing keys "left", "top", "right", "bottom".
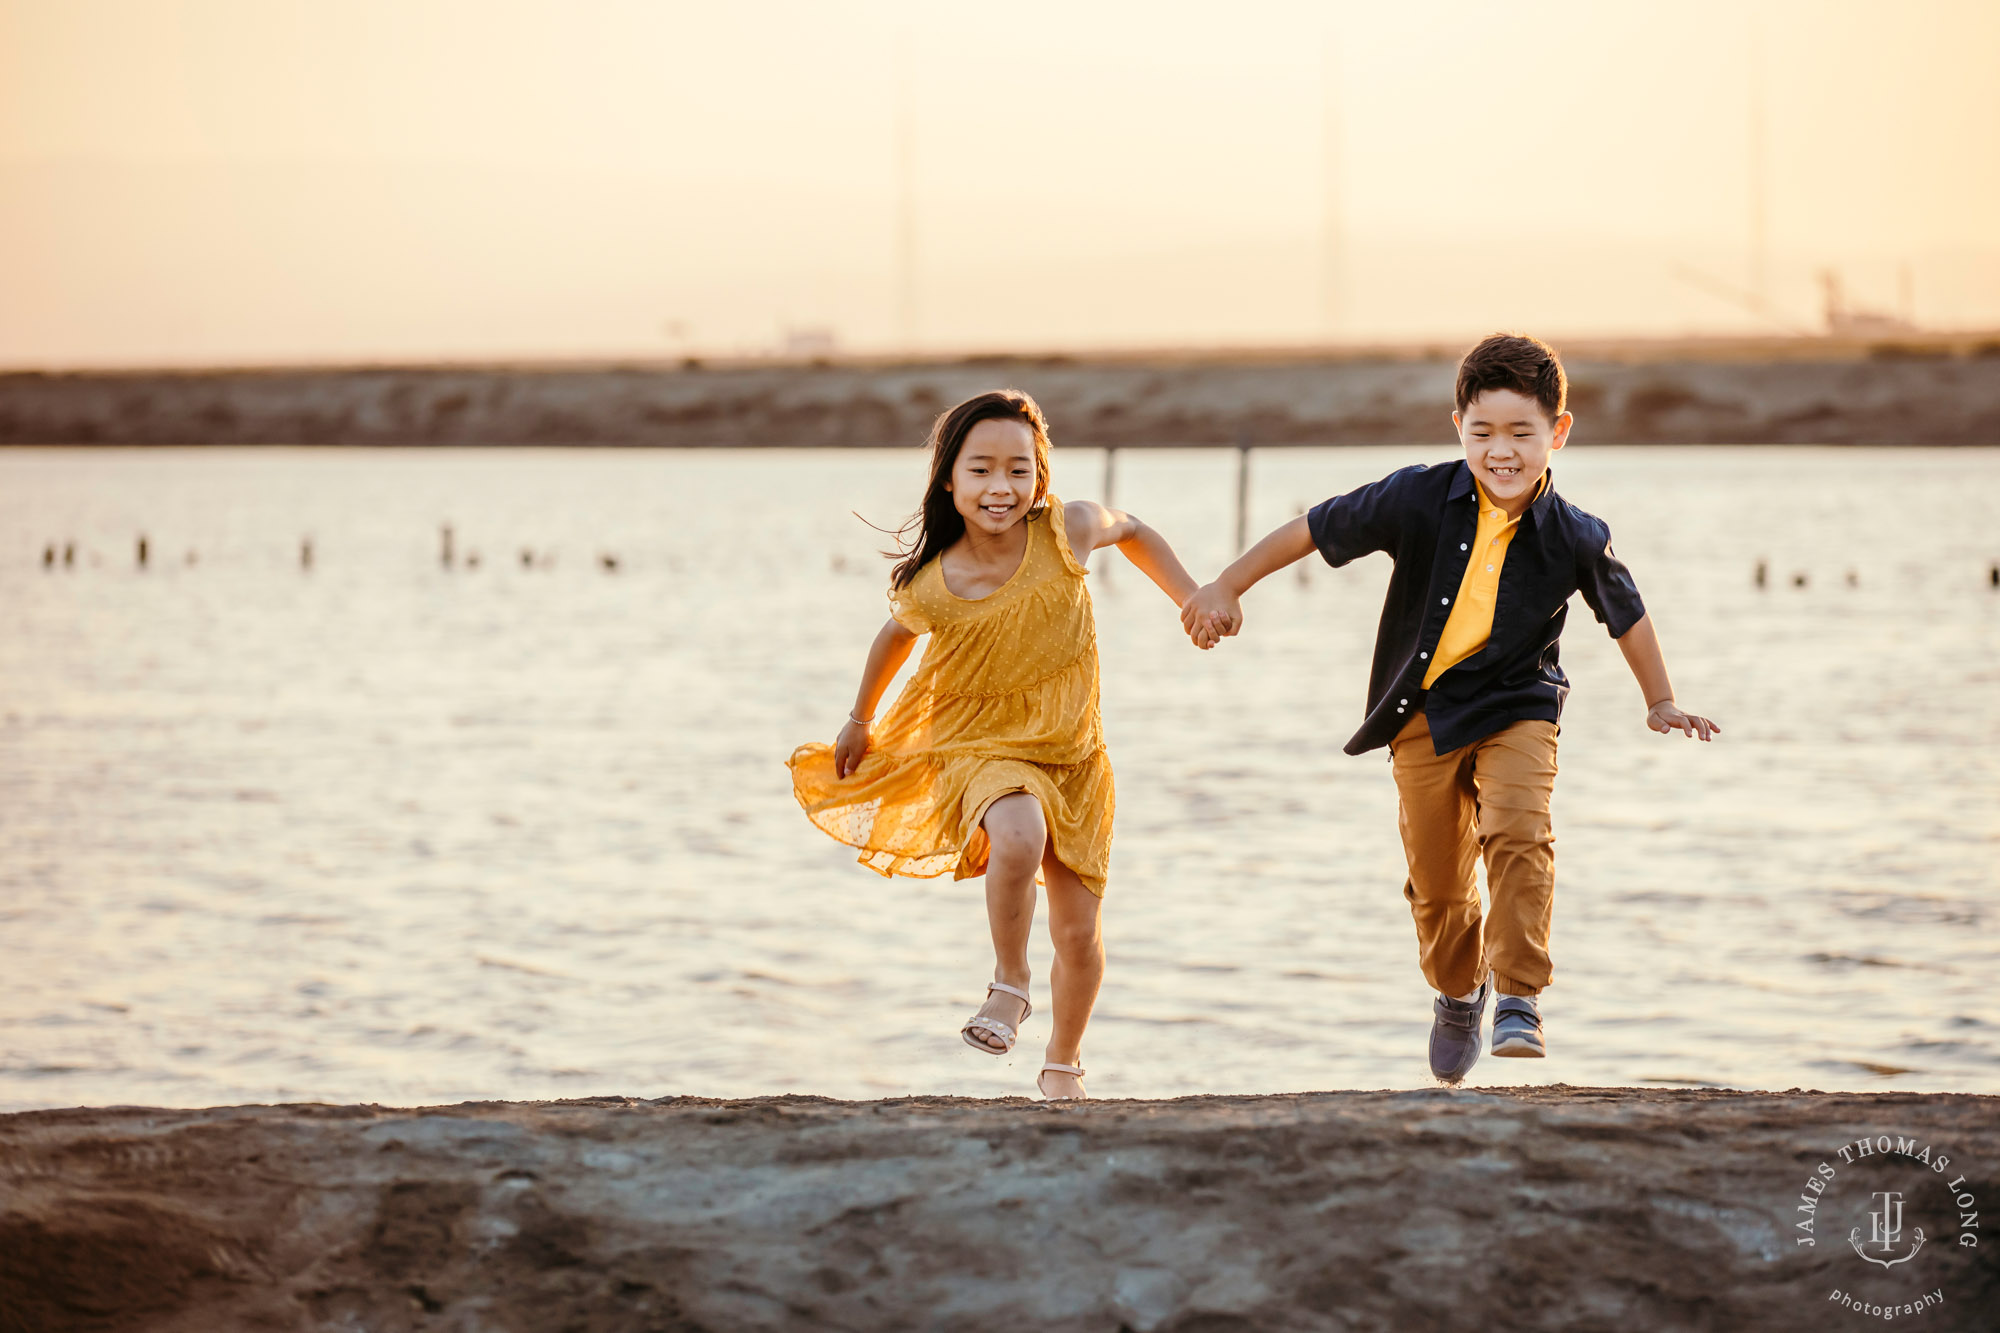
{"left": 1614, "top": 614, "right": 1721, "bottom": 740}
{"left": 1063, "top": 499, "right": 1201, "bottom": 607}
{"left": 1179, "top": 515, "right": 1316, "bottom": 649}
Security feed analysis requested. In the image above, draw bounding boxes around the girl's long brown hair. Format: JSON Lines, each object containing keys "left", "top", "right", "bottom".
{"left": 888, "top": 389, "right": 1052, "bottom": 589}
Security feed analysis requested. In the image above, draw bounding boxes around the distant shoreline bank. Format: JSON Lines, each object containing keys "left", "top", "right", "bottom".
{"left": 3, "top": 1086, "right": 1994, "bottom": 1330}
{"left": 5, "top": 337, "right": 1998, "bottom": 449}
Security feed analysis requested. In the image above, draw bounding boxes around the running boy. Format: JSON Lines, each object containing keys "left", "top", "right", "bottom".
{"left": 1180, "top": 333, "right": 1718, "bottom": 1083}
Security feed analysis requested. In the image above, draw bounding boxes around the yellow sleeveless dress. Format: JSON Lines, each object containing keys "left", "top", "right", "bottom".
{"left": 787, "top": 498, "right": 1115, "bottom": 897}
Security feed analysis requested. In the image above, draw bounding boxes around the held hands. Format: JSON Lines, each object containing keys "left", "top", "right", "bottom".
{"left": 1179, "top": 582, "right": 1242, "bottom": 650}
{"left": 833, "top": 716, "right": 871, "bottom": 778}
{"left": 1647, "top": 700, "right": 1720, "bottom": 741}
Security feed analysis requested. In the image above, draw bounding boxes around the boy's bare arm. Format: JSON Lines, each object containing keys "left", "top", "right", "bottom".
{"left": 1179, "top": 515, "right": 1316, "bottom": 648}
{"left": 1615, "top": 614, "right": 1720, "bottom": 741}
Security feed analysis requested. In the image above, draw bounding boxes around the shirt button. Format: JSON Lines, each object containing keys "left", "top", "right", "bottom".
{"left": 1460, "top": 543, "right": 1468, "bottom": 551}
{"left": 1419, "top": 651, "right": 1428, "bottom": 659}
{"left": 1399, "top": 697, "right": 1408, "bottom": 705}
{"left": 1396, "top": 707, "right": 1406, "bottom": 714}
{"left": 1440, "top": 597, "right": 1449, "bottom": 605}
{"left": 1486, "top": 564, "right": 1495, "bottom": 571}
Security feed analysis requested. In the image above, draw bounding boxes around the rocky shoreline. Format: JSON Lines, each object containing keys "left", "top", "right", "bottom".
{"left": 4, "top": 338, "right": 1998, "bottom": 448}
{"left": 2, "top": 1087, "right": 1994, "bottom": 1332}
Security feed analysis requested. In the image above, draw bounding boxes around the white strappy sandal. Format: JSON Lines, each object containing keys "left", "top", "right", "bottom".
{"left": 961, "top": 981, "right": 1032, "bottom": 1055}
{"left": 1037, "top": 1061, "right": 1087, "bottom": 1101}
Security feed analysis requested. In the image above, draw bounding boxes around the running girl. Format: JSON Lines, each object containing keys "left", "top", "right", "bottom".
{"left": 787, "top": 390, "right": 1200, "bottom": 1100}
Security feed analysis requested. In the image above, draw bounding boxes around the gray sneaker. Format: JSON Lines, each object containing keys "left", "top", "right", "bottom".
{"left": 1491, "top": 995, "right": 1546, "bottom": 1058}
{"left": 1428, "top": 980, "right": 1490, "bottom": 1083}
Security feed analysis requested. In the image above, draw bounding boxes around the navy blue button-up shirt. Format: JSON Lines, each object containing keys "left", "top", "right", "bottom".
{"left": 1306, "top": 460, "right": 1647, "bottom": 756}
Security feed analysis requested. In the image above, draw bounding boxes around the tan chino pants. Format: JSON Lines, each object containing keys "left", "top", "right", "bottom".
{"left": 1389, "top": 710, "right": 1559, "bottom": 999}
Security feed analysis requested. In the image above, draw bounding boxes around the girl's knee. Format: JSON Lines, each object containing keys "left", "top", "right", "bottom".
{"left": 983, "top": 794, "right": 1046, "bottom": 868}
{"left": 983, "top": 791, "right": 1045, "bottom": 832}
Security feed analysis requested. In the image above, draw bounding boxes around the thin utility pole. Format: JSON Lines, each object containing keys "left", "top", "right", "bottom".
{"left": 1320, "top": 34, "right": 1346, "bottom": 339}
{"left": 1747, "top": 22, "right": 1769, "bottom": 315}
{"left": 895, "top": 34, "right": 919, "bottom": 352}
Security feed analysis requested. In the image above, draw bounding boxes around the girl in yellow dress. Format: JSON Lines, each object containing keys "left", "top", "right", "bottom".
{"left": 787, "top": 389, "right": 1201, "bottom": 1100}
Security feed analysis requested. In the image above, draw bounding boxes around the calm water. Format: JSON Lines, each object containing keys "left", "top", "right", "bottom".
{"left": 2, "top": 445, "right": 1996, "bottom": 1111}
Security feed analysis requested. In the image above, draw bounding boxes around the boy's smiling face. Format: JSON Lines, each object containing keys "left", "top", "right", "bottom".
{"left": 1453, "top": 387, "right": 1572, "bottom": 514}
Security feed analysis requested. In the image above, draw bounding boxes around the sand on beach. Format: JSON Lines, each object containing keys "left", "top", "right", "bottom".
{"left": 2, "top": 1086, "right": 1995, "bottom": 1332}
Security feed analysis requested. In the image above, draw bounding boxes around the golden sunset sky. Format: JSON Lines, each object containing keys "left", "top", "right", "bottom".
{"left": 3, "top": 0, "right": 1996, "bottom": 365}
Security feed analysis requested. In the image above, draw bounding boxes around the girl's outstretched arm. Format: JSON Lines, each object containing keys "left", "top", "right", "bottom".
{"left": 835, "top": 617, "right": 918, "bottom": 777}
{"left": 1062, "top": 499, "right": 1200, "bottom": 607}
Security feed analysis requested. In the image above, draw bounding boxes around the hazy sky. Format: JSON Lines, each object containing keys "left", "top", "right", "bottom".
{"left": 3, "top": 0, "right": 1997, "bottom": 365}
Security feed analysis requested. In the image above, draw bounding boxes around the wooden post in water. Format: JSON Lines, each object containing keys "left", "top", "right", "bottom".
{"left": 1233, "top": 436, "right": 1252, "bottom": 554}
{"left": 440, "top": 524, "right": 454, "bottom": 570}
{"left": 136, "top": 534, "right": 148, "bottom": 569}
{"left": 301, "top": 538, "right": 314, "bottom": 571}
{"left": 1102, "top": 447, "right": 1117, "bottom": 511}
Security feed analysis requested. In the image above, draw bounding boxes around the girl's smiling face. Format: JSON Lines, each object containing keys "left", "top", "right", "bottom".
{"left": 945, "top": 417, "right": 1040, "bottom": 536}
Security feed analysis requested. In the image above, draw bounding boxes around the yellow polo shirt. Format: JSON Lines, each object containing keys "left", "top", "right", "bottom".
{"left": 1421, "top": 474, "right": 1547, "bottom": 689}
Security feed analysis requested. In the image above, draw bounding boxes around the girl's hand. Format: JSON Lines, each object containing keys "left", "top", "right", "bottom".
{"left": 834, "top": 716, "right": 872, "bottom": 778}
{"left": 1647, "top": 700, "right": 1720, "bottom": 741}
{"left": 1179, "top": 582, "right": 1242, "bottom": 649}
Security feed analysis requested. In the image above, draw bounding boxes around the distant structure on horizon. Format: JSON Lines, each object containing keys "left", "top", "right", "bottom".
{"left": 1819, "top": 268, "right": 1920, "bottom": 339}
{"left": 1695, "top": 25, "right": 1925, "bottom": 341}
{"left": 780, "top": 326, "right": 840, "bottom": 359}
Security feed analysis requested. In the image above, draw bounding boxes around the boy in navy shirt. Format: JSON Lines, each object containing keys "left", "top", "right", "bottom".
{"left": 1182, "top": 333, "right": 1719, "bottom": 1082}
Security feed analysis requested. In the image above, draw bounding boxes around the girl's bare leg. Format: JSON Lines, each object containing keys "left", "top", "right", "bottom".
{"left": 967, "top": 792, "right": 1043, "bottom": 1051}
{"left": 1040, "top": 845, "right": 1103, "bottom": 1096}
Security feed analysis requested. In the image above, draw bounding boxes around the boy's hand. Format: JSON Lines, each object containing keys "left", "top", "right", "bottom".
{"left": 1647, "top": 700, "right": 1720, "bottom": 741}
{"left": 1179, "top": 583, "right": 1242, "bottom": 650}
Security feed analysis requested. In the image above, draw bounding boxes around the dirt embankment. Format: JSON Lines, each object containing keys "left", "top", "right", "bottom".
{"left": 3, "top": 341, "right": 1998, "bottom": 447}
{"left": 1, "top": 1087, "right": 1994, "bottom": 1332}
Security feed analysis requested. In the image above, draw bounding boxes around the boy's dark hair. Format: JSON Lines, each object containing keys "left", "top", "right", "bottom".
{"left": 1455, "top": 333, "right": 1567, "bottom": 422}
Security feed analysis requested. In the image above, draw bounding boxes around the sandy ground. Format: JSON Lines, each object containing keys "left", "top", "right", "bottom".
{"left": 3, "top": 338, "right": 1998, "bottom": 447}
{"left": 2, "top": 1087, "right": 1994, "bottom": 1332}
